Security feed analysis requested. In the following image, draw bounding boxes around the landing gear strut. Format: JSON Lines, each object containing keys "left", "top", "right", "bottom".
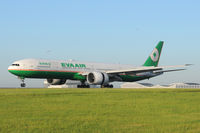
{"left": 19, "top": 77, "right": 26, "bottom": 88}
{"left": 101, "top": 84, "right": 113, "bottom": 88}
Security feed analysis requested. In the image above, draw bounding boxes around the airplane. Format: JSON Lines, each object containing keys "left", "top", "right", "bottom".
{"left": 8, "top": 41, "right": 189, "bottom": 88}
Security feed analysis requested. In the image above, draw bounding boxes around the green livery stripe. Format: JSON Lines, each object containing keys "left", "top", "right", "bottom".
{"left": 9, "top": 70, "right": 153, "bottom": 83}
{"left": 8, "top": 69, "right": 86, "bottom": 80}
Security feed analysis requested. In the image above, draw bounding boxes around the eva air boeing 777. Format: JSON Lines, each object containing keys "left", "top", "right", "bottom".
{"left": 8, "top": 41, "right": 189, "bottom": 88}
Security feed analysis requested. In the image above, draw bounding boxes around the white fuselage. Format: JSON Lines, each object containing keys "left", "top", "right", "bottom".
{"left": 8, "top": 59, "right": 136, "bottom": 73}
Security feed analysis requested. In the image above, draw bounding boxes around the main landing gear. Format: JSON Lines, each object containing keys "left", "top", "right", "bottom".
{"left": 77, "top": 84, "right": 90, "bottom": 88}
{"left": 19, "top": 77, "right": 26, "bottom": 88}
{"left": 77, "top": 81, "right": 90, "bottom": 88}
{"left": 101, "top": 84, "right": 114, "bottom": 88}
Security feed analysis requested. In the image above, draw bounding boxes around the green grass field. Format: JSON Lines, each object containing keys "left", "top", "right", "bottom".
{"left": 0, "top": 88, "right": 200, "bottom": 133}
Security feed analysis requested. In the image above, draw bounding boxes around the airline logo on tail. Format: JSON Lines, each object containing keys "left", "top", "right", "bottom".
{"left": 143, "top": 41, "right": 164, "bottom": 67}
{"left": 150, "top": 48, "right": 159, "bottom": 62}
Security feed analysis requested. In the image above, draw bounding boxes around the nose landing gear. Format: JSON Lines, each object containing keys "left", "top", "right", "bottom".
{"left": 21, "top": 83, "right": 26, "bottom": 87}
{"left": 19, "top": 77, "right": 26, "bottom": 88}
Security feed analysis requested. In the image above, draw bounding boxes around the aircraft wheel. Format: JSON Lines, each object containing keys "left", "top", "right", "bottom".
{"left": 101, "top": 84, "right": 113, "bottom": 88}
{"left": 21, "top": 83, "right": 26, "bottom": 87}
{"left": 77, "top": 85, "right": 90, "bottom": 88}
{"left": 77, "top": 85, "right": 81, "bottom": 88}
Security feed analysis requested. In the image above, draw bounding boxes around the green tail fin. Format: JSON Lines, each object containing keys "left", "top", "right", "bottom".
{"left": 143, "top": 41, "right": 164, "bottom": 67}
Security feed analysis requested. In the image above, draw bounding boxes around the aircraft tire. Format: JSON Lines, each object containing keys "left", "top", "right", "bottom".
{"left": 101, "top": 84, "right": 113, "bottom": 88}
{"left": 77, "top": 85, "right": 90, "bottom": 88}
{"left": 21, "top": 83, "right": 26, "bottom": 88}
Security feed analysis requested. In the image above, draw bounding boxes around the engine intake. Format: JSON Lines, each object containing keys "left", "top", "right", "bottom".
{"left": 47, "top": 79, "right": 66, "bottom": 85}
{"left": 87, "top": 72, "right": 109, "bottom": 85}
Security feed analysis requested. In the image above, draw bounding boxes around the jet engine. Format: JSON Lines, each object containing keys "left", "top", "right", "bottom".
{"left": 47, "top": 79, "right": 66, "bottom": 85}
{"left": 87, "top": 72, "right": 109, "bottom": 85}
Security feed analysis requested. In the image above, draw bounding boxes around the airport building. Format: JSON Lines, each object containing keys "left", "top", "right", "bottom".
{"left": 121, "top": 82, "right": 200, "bottom": 89}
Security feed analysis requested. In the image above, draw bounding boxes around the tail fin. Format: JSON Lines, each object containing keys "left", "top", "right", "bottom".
{"left": 143, "top": 41, "right": 164, "bottom": 67}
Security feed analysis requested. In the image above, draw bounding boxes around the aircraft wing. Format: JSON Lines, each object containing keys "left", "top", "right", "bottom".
{"left": 106, "top": 64, "right": 190, "bottom": 75}
{"left": 154, "top": 69, "right": 186, "bottom": 73}
{"left": 159, "top": 64, "right": 192, "bottom": 68}
{"left": 106, "top": 67, "right": 163, "bottom": 74}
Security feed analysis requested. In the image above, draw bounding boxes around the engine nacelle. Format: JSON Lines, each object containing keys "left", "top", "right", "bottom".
{"left": 47, "top": 79, "right": 66, "bottom": 85}
{"left": 87, "top": 72, "right": 109, "bottom": 85}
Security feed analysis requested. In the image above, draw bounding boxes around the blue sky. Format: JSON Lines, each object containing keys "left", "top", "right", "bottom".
{"left": 0, "top": 0, "right": 199, "bottom": 87}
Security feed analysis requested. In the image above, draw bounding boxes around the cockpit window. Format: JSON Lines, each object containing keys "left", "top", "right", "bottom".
{"left": 12, "top": 64, "right": 20, "bottom": 66}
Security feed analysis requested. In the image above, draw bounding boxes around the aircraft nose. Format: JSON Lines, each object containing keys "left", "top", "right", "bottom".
{"left": 8, "top": 66, "right": 13, "bottom": 73}
{"left": 8, "top": 61, "right": 22, "bottom": 76}
{"left": 8, "top": 65, "right": 20, "bottom": 76}
{"left": 8, "top": 66, "right": 12, "bottom": 71}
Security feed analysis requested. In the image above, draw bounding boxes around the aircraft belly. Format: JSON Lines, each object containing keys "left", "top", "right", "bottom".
{"left": 119, "top": 75, "right": 151, "bottom": 82}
